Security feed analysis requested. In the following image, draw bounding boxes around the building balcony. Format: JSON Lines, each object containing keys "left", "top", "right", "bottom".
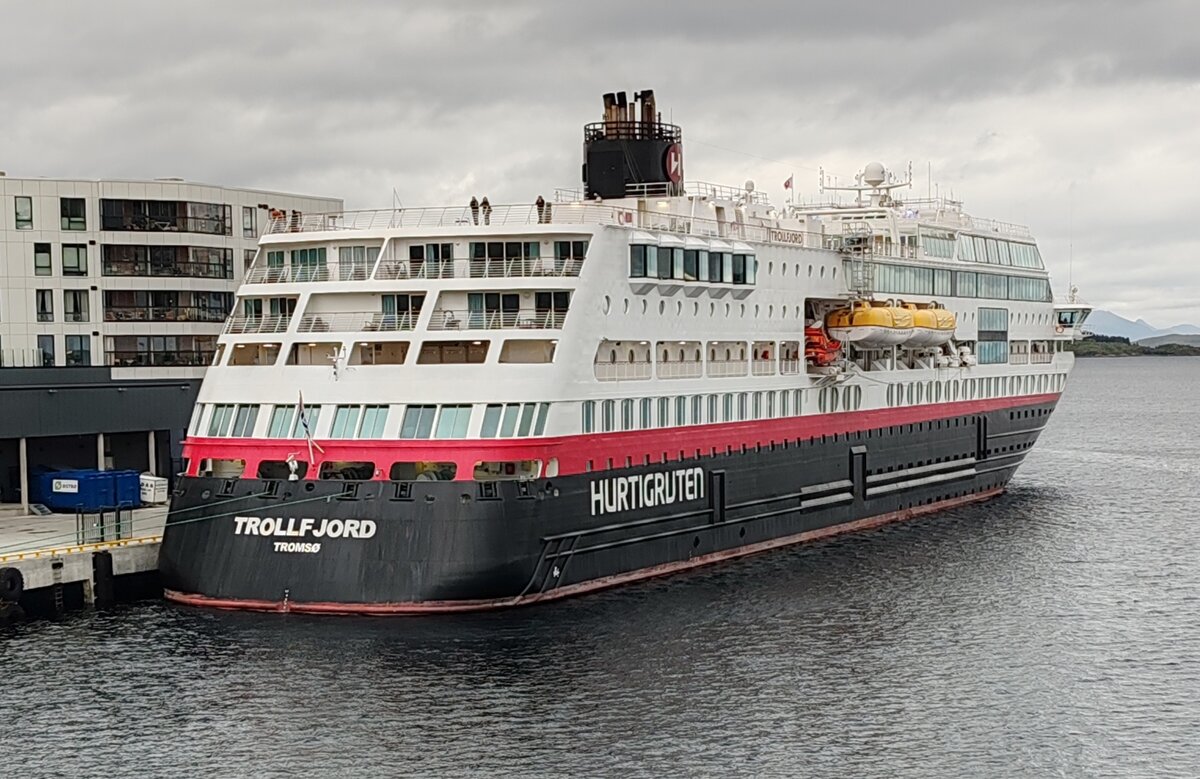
{"left": 106, "top": 349, "right": 215, "bottom": 368}
{"left": 105, "top": 306, "right": 228, "bottom": 324}
{"left": 102, "top": 259, "right": 233, "bottom": 281}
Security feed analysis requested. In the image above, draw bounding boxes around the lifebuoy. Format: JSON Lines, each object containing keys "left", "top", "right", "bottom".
{"left": 1055, "top": 325, "right": 1065, "bottom": 333}
{"left": 0, "top": 567, "right": 24, "bottom": 603}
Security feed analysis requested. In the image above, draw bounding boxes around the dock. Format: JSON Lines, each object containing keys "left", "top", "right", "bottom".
{"left": 0, "top": 505, "right": 165, "bottom": 621}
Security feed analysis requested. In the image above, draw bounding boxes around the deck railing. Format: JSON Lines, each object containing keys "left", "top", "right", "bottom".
{"left": 656, "top": 361, "right": 704, "bottom": 379}
{"left": 1030, "top": 352, "right": 1054, "bottom": 364}
{"left": 594, "top": 362, "right": 653, "bottom": 381}
{"left": 707, "top": 360, "right": 749, "bottom": 377}
{"left": 427, "top": 309, "right": 567, "bottom": 331}
{"left": 296, "top": 312, "right": 417, "bottom": 333}
{"left": 224, "top": 314, "right": 291, "bottom": 334}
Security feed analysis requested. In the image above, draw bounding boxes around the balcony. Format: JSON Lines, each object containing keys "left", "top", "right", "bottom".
{"left": 224, "top": 314, "right": 292, "bottom": 334}
{"left": 1030, "top": 352, "right": 1053, "bottom": 364}
{"left": 245, "top": 262, "right": 371, "bottom": 284}
{"left": 296, "top": 312, "right": 417, "bottom": 333}
{"left": 428, "top": 309, "right": 566, "bottom": 331}
{"left": 105, "top": 306, "right": 229, "bottom": 324}
{"left": 1010, "top": 353, "right": 1030, "bottom": 365}
{"left": 106, "top": 349, "right": 215, "bottom": 368}
{"left": 751, "top": 360, "right": 776, "bottom": 376}
{"left": 102, "top": 259, "right": 233, "bottom": 281}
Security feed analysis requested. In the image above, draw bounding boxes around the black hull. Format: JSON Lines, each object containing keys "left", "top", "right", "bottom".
{"left": 159, "top": 401, "right": 1055, "bottom": 613}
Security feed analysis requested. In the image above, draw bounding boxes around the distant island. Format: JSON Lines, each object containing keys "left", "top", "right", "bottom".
{"left": 1067, "top": 334, "right": 1200, "bottom": 358}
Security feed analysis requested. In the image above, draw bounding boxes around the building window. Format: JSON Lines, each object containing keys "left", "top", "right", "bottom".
{"left": 62, "top": 244, "right": 88, "bottom": 276}
{"left": 60, "top": 198, "right": 86, "bottom": 230}
{"left": 399, "top": 405, "right": 437, "bottom": 439}
{"left": 36, "top": 290, "right": 54, "bottom": 322}
{"left": 245, "top": 249, "right": 257, "bottom": 270}
{"left": 34, "top": 243, "right": 51, "bottom": 276}
{"left": 37, "top": 334, "right": 55, "bottom": 366}
{"left": 64, "top": 290, "right": 89, "bottom": 322}
{"left": 242, "top": 206, "right": 257, "bottom": 238}
{"left": 15, "top": 196, "right": 33, "bottom": 230}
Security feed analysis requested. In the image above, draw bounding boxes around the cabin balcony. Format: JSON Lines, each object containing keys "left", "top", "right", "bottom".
{"left": 224, "top": 314, "right": 292, "bottom": 334}
{"left": 295, "top": 311, "right": 417, "bottom": 333}
{"left": 427, "top": 309, "right": 566, "bottom": 331}
{"left": 594, "top": 362, "right": 653, "bottom": 381}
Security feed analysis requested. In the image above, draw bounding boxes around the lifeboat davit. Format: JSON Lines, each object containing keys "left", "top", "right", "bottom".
{"left": 825, "top": 302, "right": 913, "bottom": 347}
{"left": 902, "top": 304, "right": 957, "bottom": 347}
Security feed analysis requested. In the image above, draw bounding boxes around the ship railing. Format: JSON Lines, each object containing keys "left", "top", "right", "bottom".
{"left": 687, "top": 181, "right": 771, "bottom": 204}
{"left": 707, "top": 360, "right": 748, "bottom": 377}
{"left": 296, "top": 312, "right": 416, "bottom": 333}
{"left": 245, "top": 262, "right": 372, "bottom": 284}
{"left": 967, "top": 215, "right": 1033, "bottom": 238}
{"left": 372, "top": 256, "right": 585, "bottom": 282}
{"left": 1029, "top": 352, "right": 1054, "bottom": 364}
{"left": 265, "top": 203, "right": 826, "bottom": 250}
{"left": 223, "top": 314, "right": 292, "bottom": 335}
{"left": 1009, "top": 353, "right": 1030, "bottom": 365}
{"left": 779, "top": 359, "right": 802, "bottom": 375}
{"left": 656, "top": 361, "right": 704, "bottom": 379}
{"left": 751, "top": 360, "right": 776, "bottom": 376}
{"left": 427, "top": 309, "right": 566, "bottom": 331}
{"left": 594, "top": 362, "right": 653, "bottom": 381}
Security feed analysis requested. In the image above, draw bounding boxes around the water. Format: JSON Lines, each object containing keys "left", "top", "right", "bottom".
{"left": 4, "top": 357, "right": 1199, "bottom": 778}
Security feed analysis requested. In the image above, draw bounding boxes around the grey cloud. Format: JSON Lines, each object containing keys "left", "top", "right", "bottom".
{"left": 2, "top": 0, "right": 1198, "bottom": 322}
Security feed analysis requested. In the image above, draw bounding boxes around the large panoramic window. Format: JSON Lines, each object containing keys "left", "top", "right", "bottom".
{"left": 434, "top": 405, "right": 471, "bottom": 439}
{"left": 977, "top": 307, "right": 1009, "bottom": 364}
{"left": 399, "top": 405, "right": 437, "bottom": 439}
{"left": 230, "top": 405, "right": 259, "bottom": 437}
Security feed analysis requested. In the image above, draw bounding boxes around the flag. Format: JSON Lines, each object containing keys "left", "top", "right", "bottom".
{"left": 297, "top": 391, "right": 324, "bottom": 463}
{"left": 783, "top": 175, "right": 793, "bottom": 190}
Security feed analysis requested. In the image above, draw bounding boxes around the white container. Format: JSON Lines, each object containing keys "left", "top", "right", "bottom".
{"left": 139, "top": 474, "right": 169, "bottom": 505}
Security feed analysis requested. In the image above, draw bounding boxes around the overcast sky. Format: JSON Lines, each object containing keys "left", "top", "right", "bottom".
{"left": 3, "top": 1, "right": 1197, "bottom": 324}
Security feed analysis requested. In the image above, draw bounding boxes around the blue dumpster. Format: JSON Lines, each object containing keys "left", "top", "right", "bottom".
{"left": 29, "top": 469, "right": 143, "bottom": 513}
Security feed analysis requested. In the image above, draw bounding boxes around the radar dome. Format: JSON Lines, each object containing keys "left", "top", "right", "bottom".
{"left": 863, "top": 162, "right": 886, "bottom": 187}
{"left": 744, "top": 179, "right": 755, "bottom": 193}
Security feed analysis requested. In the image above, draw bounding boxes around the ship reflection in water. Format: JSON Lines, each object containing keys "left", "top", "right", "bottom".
{"left": 5, "top": 358, "right": 1199, "bottom": 777}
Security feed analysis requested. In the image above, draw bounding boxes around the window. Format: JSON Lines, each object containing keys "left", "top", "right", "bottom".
{"left": 737, "top": 392, "right": 748, "bottom": 421}
{"left": 400, "top": 405, "right": 437, "bottom": 439}
{"left": 582, "top": 400, "right": 595, "bottom": 433}
{"left": 978, "top": 273, "right": 1008, "bottom": 300}
{"left": 230, "top": 405, "right": 259, "bottom": 437}
{"left": 707, "top": 394, "right": 718, "bottom": 423}
{"left": 62, "top": 245, "right": 88, "bottom": 276}
{"left": 629, "top": 245, "right": 648, "bottom": 277}
{"left": 34, "top": 243, "right": 51, "bottom": 276}
{"left": 245, "top": 249, "right": 257, "bottom": 270}
{"left": 691, "top": 395, "right": 703, "bottom": 424}
{"left": 978, "top": 307, "right": 1009, "bottom": 365}
{"left": 36, "top": 290, "right": 54, "bottom": 322}
{"left": 267, "top": 405, "right": 296, "bottom": 438}
{"left": 294, "top": 405, "right": 320, "bottom": 438}
{"left": 675, "top": 395, "right": 687, "bottom": 426}
{"left": 64, "top": 290, "right": 89, "bottom": 322}
{"left": 435, "top": 405, "right": 471, "bottom": 438}
{"left": 621, "top": 398, "right": 634, "bottom": 430}
{"left": 207, "top": 404, "right": 236, "bottom": 436}
{"left": 37, "top": 334, "right": 55, "bottom": 366}
{"left": 337, "top": 245, "right": 380, "bottom": 280}
{"left": 956, "top": 271, "right": 977, "bottom": 298}
{"left": 657, "top": 397, "right": 669, "bottom": 428}
{"left": 242, "top": 206, "right": 257, "bottom": 238}
{"left": 330, "top": 405, "right": 362, "bottom": 438}
{"left": 359, "top": 405, "right": 388, "bottom": 438}
{"left": 602, "top": 400, "right": 616, "bottom": 432}
{"left": 640, "top": 398, "right": 653, "bottom": 429}
{"left": 60, "top": 198, "right": 86, "bottom": 230}
{"left": 481, "top": 404, "right": 503, "bottom": 437}
{"left": 15, "top": 196, "right": 32, "bottom": 230}
{"left": 554, "top": 240, "right": 587, "bottom": 273}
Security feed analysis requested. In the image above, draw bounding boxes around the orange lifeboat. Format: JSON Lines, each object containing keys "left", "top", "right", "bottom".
{"left": 805, "top": 326, "right": 842, "bottom": 366}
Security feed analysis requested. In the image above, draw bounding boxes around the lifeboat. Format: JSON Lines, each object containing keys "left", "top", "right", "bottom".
{"left": 804, "top": 326, "right": 842, "bottom": 366}
{"left": 902, "top": 304, "right": 957, "bottom": 347}
{"left": 825, "top": 302, "right": 914, "bottom": 347}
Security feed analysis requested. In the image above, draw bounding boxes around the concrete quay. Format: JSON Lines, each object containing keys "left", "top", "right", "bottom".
{"left": 0, "top": 506, "right": 166, "bottom": 621}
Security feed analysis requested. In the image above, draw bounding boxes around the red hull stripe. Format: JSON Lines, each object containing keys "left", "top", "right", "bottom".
{"left": 183, "top": 393, "right": 1059, "bottom": 480}
{"left": 164, "top": 486, "right": 1003, "bottom": 616}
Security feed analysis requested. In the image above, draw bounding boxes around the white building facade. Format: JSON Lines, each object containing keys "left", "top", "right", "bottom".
{"left": 0, "top": 176, "right": 341, "bottom": 377}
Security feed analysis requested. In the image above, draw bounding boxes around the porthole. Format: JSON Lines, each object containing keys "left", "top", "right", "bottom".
{"left": 768, "top": 261, "right": 774, "bottom": 275}
{"left": 623, "top": 298, "right": 630, "bottom": 314}
{"left": 781, "top": 306, "right": 788, "bottom": 319}
{"left": 832, "top": 266, "right": 838, "bottom": 279}
{"left": 676, "top": 300, "right": 683, "bottom": 315}
{"left": 782, "top": 262, "right": 788, "bottom": 276}
{"left": 768, "top": 305, "right": 774, "bottom": 318}
{"left": 693, "top": 301, "right": 699, "bottom": 315}
{"left": 820, "top": 266, "right": 826, "bottom": 278}
{"left": 641, "top": 299, "right": 648, "bottom": 314}
{"left": 740, "top": 303, "right": 746, "bottom": 317}
{"left": 709, "top": 302, "right": 715, "bottom": 316}
{"left": 725, "top": 302, "right": 731, "bottom": 317}
{"left": 603, "top": 295, "right": 611, "bottom": 314}
{"left": 659, "top": 300, "right": 666, "bottom": 315}
{"left": 808, "top": 264, "right": 813, "bottom": 277}
{"left": 754, "top": 304, "right": 760, "bottom": 317}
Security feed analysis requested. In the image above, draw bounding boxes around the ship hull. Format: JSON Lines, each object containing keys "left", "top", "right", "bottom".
{"left": 160, "top": 398, "right": 1056, "bottom": 614}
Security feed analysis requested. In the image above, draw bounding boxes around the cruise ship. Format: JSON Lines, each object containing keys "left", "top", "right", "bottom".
{"left": 160, "top": 90, "right": 1091, "bottom": 614}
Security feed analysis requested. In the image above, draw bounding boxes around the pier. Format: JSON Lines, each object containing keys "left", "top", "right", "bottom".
{"left": 0, "top": 505, "right": 165, "bottom": 621}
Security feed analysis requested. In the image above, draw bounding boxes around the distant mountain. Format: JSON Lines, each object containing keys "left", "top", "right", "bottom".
{"left": 1082, "top": 310, "right": 1200, "bottom": 343}
{"left": 1138, "top": 333, "right": 1200, "bottom": 348}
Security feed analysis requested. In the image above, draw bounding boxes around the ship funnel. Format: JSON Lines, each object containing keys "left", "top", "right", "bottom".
{"left": 583, "top": 88, "right": 683, "bottom": 199}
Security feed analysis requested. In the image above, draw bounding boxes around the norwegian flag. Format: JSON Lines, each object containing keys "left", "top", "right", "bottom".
{"left": 783, "top": 175, "right": 794, "bottom": 190}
